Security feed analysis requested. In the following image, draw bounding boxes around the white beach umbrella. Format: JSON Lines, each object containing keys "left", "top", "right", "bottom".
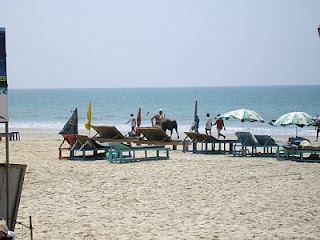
{"left": 220, "top": 108, "right": 264, "bottom": 131}
{"left": 269, "top": 112, "right": 314, "bottom": 137}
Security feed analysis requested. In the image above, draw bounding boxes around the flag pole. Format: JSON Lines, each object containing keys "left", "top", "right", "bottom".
{"left": 5, "top": 122, "right": 10, "bottom": 228}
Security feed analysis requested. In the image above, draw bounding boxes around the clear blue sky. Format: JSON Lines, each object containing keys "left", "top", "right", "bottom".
{"left": 1, "top": 0, "right": 320, "bottom": 89}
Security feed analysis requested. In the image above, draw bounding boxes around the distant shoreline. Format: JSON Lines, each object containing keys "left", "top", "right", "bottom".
{"left": 7, "top": 84, "right": 320, "bottom": 90}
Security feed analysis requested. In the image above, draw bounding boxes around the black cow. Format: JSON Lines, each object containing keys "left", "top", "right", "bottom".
{"left": 162, "top": 119, "right": 179, "bottom": 138}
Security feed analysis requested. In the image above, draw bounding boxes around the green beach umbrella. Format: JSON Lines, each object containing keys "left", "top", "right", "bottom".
{"left": 220, "top": 108, "right": 265, "bottom": 131}
{"left": 269, "top": 112, "right": 314, "bottom": 137}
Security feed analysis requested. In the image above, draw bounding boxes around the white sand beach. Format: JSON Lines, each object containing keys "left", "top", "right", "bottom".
{"left": 2, "top": 129, "right": 320, "bottom": 239}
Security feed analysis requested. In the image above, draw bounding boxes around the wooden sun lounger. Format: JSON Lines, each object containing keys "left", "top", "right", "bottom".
{"left": 276, "top": 142, "right": 320, "bottom": 162}
{"left": 233, "top": 132, "right": 277, "bottom": 157}
{"left": 254, "top": 135, "right": 277, "bottom": 155}
{"left": 91, "top": 125, "right": 141, "bottom": 143}
{"left": 107, "top": 142, "right": 170, "bottom": 163}
{"left": 59, "top": 134, "right": 77, "bottom": 159}
{"left": 70, "top": 135, "right": 110, "bottom": 161}
{"left": 233, "top": 132, "right": 259, "bottom": 156}
{"left": 0, "top": 132, "right": 20, "bottom": 141}
{"left": 137, "top": 127, "right": 182, "bottom": 150}
{"left": 183, "top": 132, "right": 236, "bottom": 154}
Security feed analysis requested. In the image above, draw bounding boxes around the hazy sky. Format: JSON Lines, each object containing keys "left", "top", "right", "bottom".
{"left": 1, "top": 1, "right": 320, "bottom": 89}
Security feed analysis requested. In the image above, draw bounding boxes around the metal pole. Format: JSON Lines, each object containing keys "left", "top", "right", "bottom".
{"left": 5, "top": 122, "right": 10, "bottom": 228}
{"left": 29, "top": 216, "right": 33, "bottom": 240}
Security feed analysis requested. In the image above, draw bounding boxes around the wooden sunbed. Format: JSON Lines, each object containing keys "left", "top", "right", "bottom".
{"left": 107, "top": 142, "right": 170, "bottom": 163}
{"left": 59, "top": 134, "right": 77, "bottom": 159}
{"left": 91, "top": 125, "right": 141, "bottom": 143}
{"left": 183, "top": 132, "right": 236, "bottom": 154}
{"left": 233, "top": 132, "right": 278, "bottom": 157}
{"left": 254, "top": 135, "right": 277, "bottom": 155}
{"left": 70, "top": 135, "right": 110, "bottom": 161}
{"left": 276, "top": 142, "right": 320, "bottom": 162}
{"left": 137, "top": 127, "right": 182, "bottom": 150}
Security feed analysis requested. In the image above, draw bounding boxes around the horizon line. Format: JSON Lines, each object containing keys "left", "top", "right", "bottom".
{"left": 7, "top": 84, "right": 320, "bottom": 90}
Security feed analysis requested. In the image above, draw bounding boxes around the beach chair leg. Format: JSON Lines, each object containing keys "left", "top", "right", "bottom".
{"left": 120, "top": 152, "right": 123, "bottom": 163}
{"left": 182, "top": 141, "right": 186, "bottom": 152}
{"left": 193, "top": 142, "right": 197, "bottom": 153}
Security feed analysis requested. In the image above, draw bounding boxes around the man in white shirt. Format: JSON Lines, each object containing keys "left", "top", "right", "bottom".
{"left": 205, "top": 113, "right": 213, "bottom": 135}
{"left": 126, "top": 114, "right": 136, "bottom": 133}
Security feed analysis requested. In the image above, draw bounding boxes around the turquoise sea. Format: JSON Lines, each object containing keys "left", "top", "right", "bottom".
{"left": 4, "top": 85, "right": 320, "bottom": 137}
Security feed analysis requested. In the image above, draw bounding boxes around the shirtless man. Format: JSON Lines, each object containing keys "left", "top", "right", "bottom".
{"left": 151, "top": 109, "right": 164, "bottom": 127}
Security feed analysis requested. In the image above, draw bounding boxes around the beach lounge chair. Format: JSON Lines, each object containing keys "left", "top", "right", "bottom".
{"left": 254, "top": 135, "right": 277, "bottom": 156}
{"left": 70, "top": 135, "right": 110, "bottom": 161}
{"left": 233, "top": 132, "right": 260, "bottom": 156}
{"left": 59, "top": 134, "right": 77, "bottom": 159}
{"left": 183, "top": 132, "right": 236, "bottom": 154}
{"left": 91, "top": 125, "right": 140, "bottom": 143}
{"left": 276, "top": 142, "right": 320, "bottom": 162}
{"left": 107, "top": 142, "right": 170, "bottom": 163}
{"left": 137, "top": 127, "right": 182, "bottom": 150}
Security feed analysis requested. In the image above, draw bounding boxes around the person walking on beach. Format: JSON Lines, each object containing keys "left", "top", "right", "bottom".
{"left": 213, "top": 114, "right": 226, "bottom": 139}
{"left": 205, "top": 113, "right": 213, "bottom": 135}
{"left": 190, "top": 114, "right": 200, "bottom": 133}
{"left": 126, "top": 113, "right": 136, "bottom": 134}
{"left": 315, "top": 117, "right": 320, "bottom": 141}
{"left": 151, "top": 109, "right": 164, "bottom": 127}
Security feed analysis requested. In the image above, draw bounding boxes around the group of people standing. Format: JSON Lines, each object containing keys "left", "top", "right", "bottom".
{"left": 192, "top": 113, "right": 226, "bottom": 138}
{"left": 126, "top": 109, "right": 226, "bottom": 138}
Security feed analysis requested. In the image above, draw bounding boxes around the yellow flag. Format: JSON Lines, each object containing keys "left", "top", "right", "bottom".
{"left": 84, "top": 101, "right": 91, "bottom": 130}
